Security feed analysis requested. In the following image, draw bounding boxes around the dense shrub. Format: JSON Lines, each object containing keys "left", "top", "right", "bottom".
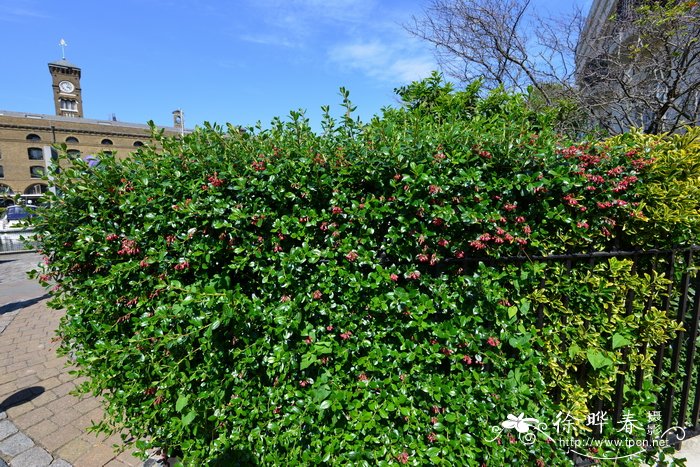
{"left": 31, "top": 77, "right": 696, "bottom": 465}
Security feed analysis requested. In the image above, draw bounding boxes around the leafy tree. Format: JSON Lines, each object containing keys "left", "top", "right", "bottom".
{"left": 577, "top": 0, "right": 700, "bottom": 133}
{"left": 407, "top": 0, "right": 700, "bottom": 134}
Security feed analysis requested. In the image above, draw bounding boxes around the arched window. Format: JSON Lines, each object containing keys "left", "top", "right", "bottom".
{"left": 24, "top": 183, "right": 48, "bottom": 195}
{"left": 101, "top": 138, "right": 113, "bottom": 145}
{"left": 27, "top": 148, "right": 44, "bottom": 160}
{"left": 133, "top": 141, "right": 144, "bottom": 147}
{"left": 30, "top": 166, "right": 45, "bottom": 178}
{"left": 59, "top": 99, "right": 78, "bottom": 112}
{"left": 66, "top": 136, "right": 79, "bottom": 144}
{"left": 26, "top": 133, "right": 41, "bottom": 142}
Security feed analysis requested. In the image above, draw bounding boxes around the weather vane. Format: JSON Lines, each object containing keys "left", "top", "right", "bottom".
{"left": 59, "top": 38, "right": 67, "bottom": 60}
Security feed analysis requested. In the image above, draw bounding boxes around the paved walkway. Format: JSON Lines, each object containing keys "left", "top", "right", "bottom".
{"left": 1, "top": 251, "right": 698, "bottom": 466}
{"left": 0, "top": 252, "right": 146, "bottom": 467}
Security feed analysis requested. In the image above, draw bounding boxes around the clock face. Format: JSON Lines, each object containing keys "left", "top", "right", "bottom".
{"left": 59, "top": 81, "right": 75, "bottom": 93}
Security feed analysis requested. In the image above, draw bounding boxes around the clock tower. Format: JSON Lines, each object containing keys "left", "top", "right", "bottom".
{"left": 49, "top": 58, "right": 84, "bottom": 118}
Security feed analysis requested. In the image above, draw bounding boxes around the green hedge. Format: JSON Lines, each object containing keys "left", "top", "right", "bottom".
{"left": 31, "top": 76, "right": 695, "bottom": 465}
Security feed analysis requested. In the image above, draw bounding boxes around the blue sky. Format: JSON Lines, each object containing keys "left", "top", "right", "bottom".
{"left": 1, "top": 0, "right": 591, "bottom": 130}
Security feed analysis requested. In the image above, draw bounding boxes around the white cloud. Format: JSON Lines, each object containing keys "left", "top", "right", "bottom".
{"left": 0, "top": 1, "right": 49, "bottom": 22}
{"left": 239, "top": 34, "right": 299, "bottom": 48}
{"left": 330, "top": 39, "right": 435, "bottom": 84}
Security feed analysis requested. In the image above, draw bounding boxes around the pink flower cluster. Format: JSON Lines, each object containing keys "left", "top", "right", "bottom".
{"left": 612, "top": 175, "right": 638, "bottom": 193}
{"left": 117, "top": 238, "right": 141, "bottom": 256}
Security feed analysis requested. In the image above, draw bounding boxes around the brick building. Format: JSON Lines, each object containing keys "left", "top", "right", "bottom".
{"left": 0, "top": 57, "right": 186, "bottom": 204}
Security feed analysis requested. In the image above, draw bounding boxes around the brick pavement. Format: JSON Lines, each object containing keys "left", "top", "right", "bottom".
{"left": 0, "top": 253, "right": 145, "bottom": 467}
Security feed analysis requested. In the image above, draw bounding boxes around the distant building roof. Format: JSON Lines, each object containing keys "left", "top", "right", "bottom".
{"left": 48, "top": 58, "right": 80, "bottom": 69}
{"left": 0, "top": 109, "right": 189, "bottom": 134}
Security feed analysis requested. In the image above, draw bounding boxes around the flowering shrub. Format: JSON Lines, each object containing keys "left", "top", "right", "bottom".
{"left": 30, "top": 78, "right": 694, "bottom": 465}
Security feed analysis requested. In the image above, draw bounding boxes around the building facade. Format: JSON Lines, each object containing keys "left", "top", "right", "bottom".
{"left": 0, "top": 57, "right": 186, "bottom": 204}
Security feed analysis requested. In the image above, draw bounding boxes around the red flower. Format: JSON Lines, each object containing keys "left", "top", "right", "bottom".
{"left": 345, "top": 251, "right": 359, "bottom": 262}
{"left": 469, "top": 240, "right": 486, "bottom": 250}
{"left": 358, "top": 373, "right": 369, "bottom": 382}
{"left": 118, "top": 238, "right": 141, "bottom": 256}
{"left": 326, "top": 325, "right": 334, "bottom": 331}
{"left": 577, "top": 221, "right": 589, "bottom": 229}
{"left": 397, "top": 451, "right": 409, "bottom": 464}
{"left": 331, "top": 206, "right": 343, "bottom": 215}
{"left": 280, "top": 295, "right": 291, "bottom": 302}
{"left": 462, "top": 355, "right": 473, "bottom": 364}
{"left": 390, "top": 273, "right": 399, "bottom": 282}
{"left": 312, "top": 290, "right": 322, "bottom": 300}
{"left": 304, "top": 336, "right": 313, "bottom": 344}
{"left": 607, "top": 166, "right": 624, "bottom": 177}
{"left": 106, "top": 233, "right": 119, "bottom": 241}
{"left": 340, "top": 331, "right": 353, "bottom": 340}
{"left": 427, "top": 432, "right": 437, "bottom": 443}
{"left": 417, "top": 253, "right": 429, "bottom": 263}
{"left": 207, "top": 172, "right": 224, "bottom": 187}
{"left": 407, "top": 271, "right": 421, "bottom": 280}
{"left": 487, "top": 336, "right": 500, "bottom": 347}
{"left": 563, "top": 194, "right": 579, "bottom": 206}
{"left": 503, "top": 203, "right": 517, "bottom": 212}
{"left": 299, "top": 379, "right": 309, "bottom": 388}
{"left": 174, "top": 260, "right": 190, "bottom": 271}
{"left": 438, "top": 238, "right": 449, "bottom": 247}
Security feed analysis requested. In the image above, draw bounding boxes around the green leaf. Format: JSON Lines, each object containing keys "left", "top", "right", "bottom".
{"left": 182, "top": 410, "right": 196, "bottom": 426}
{"left": 568, "top": 343, "right": 581, "bottom": 359}
{"left": 313, "top": 386, "right": 332, "bottom": 403}
{"left": 612, "top": 333, "right": 632, "bottom": 349}
{"left": 176, "top": 394, "right": 189, "bottom": 412}
{"left": 300, "top": 354, "right": 316, "bottom": 370}
{"left": 319, "top": 400, "right": 332, "bottom": 410}
{"left": 507, "top": 306, "right": 518, "bottom": 319}
{"left": 587, "top": 349, "right": 613, "bottom": 369}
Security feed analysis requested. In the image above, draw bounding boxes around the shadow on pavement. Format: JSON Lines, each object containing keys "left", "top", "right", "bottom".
{"left": 0, "top": 386, "right": 45, "bottom": 412}
{"left": 0, "top": 294, "right": 50, "bottom": 316}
